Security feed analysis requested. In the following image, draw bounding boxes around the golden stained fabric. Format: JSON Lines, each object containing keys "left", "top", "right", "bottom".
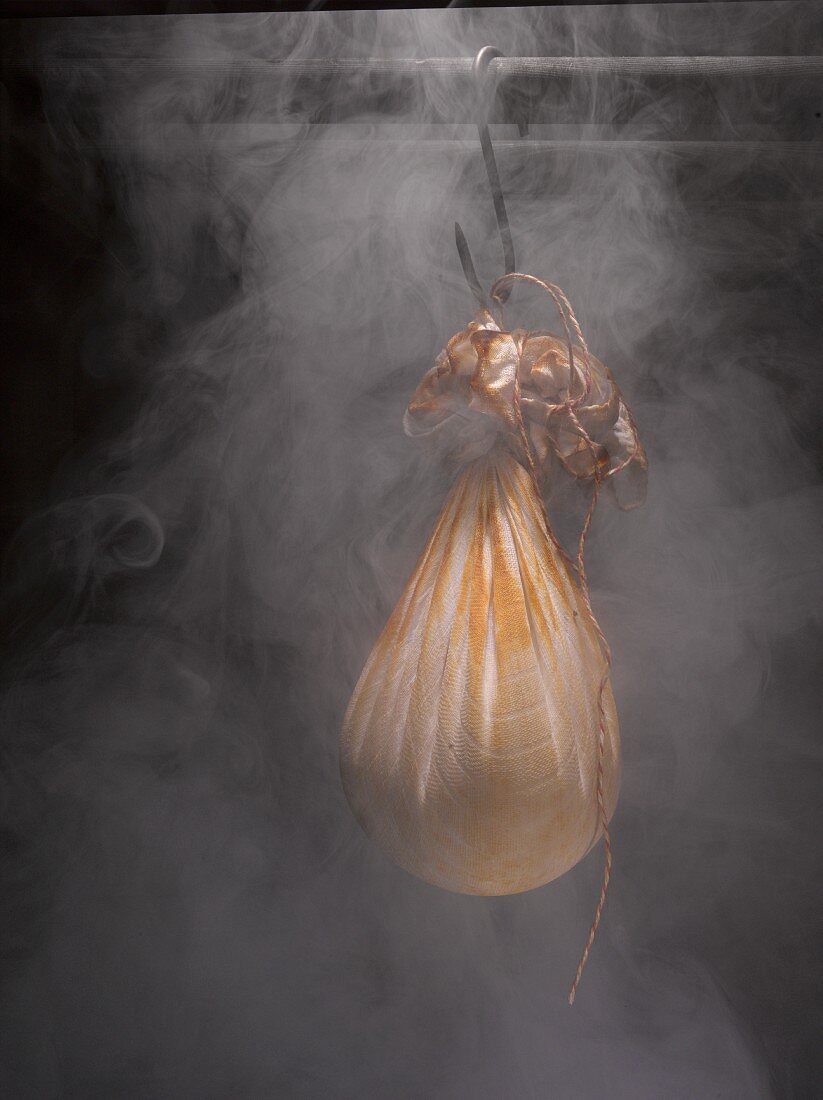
{"left": 340, "top": 301, "right": 646, "bottom": 897}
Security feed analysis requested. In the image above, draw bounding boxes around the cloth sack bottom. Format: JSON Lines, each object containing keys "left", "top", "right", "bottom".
{"left": 340, "top": 446, "right": 620, "bottom": 896}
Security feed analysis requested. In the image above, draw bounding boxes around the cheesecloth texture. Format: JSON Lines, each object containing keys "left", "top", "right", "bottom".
{"left": 340, "top": 299, "right": 644, "bottom": 897}
{"left": 340, "top": 446, "right": 619, "bottom": 894}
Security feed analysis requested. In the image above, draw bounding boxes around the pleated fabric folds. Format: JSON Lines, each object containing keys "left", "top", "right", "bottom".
{"left": 340, "top": 446, "right": 620, "bottom": 895}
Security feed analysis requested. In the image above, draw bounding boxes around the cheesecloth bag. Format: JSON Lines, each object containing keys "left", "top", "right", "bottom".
{"left": 340, "top": 274, "right": 647, "bottom": 999}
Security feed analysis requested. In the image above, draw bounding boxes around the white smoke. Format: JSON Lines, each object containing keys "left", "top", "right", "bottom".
{"left": 2, "top": 4, "right": 822, "bottom": 1097}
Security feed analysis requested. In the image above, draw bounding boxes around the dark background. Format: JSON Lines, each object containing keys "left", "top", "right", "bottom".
{"left": 1, "top": 3, "right": 822, "bottom": 1097}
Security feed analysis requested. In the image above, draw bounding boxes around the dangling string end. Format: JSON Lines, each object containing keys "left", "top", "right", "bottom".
{"left": 502, "top": 271, "right": 616, "bottom": 1008}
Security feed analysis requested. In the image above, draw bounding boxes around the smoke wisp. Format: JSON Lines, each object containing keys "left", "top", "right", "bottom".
{"left": 2, "top": 4, "right": 822, "bottom": 1097}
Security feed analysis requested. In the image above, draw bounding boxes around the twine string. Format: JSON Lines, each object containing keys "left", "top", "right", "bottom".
{"left": 491, "top": 272, "right": 614, "bottom": 1007}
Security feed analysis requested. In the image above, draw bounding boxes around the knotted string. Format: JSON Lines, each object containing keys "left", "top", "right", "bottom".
{"left": 491, "top": 272, "right": 617, "bottom": 1006}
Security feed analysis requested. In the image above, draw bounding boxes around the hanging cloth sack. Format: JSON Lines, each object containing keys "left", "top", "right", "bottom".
{"left": 340, "top": 274, "right": 647, "bottom": 1000}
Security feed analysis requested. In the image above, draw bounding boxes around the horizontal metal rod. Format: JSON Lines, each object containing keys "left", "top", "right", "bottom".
{"left": 64, "top": 136, "right": 823, "bottom": 152}
{"left": 19, "top": 55, "right": 820, "bottom": 135}
{"left": 33, "top": 56, "right": 823, "bottom": 78}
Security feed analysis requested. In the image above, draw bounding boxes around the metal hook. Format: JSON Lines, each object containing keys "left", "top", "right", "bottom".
{"left": 455, "top": 46, "right": 517, "bottom": 310}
